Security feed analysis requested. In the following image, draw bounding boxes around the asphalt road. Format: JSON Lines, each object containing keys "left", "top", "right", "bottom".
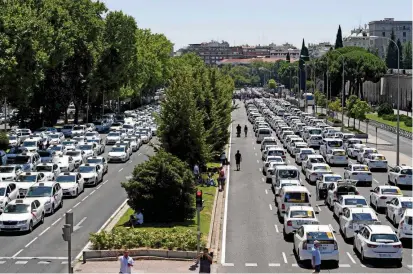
{"left": 218, "top": 100, "right": 412, "bottom": 273}
{"left": 0, "top": 136, "right": 155, "bottom": 273}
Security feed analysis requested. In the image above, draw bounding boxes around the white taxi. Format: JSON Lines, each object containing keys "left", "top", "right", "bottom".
{"left": 53, "top": 155, "right": 76, "bottom": 172}
{"left": 325, "top": 179, "right": 358, "bottom": 209}
{"left": 87, "top": 139, "right": 105, "bottom": 155}
{"left": 353, "top": 225, "right": 402, "bottom": 266}
{"left": 357, "top": 147, "right": 378, "bottom": 164}
{"left": 15, "top": 172, "right": 46, "bottom": 197}
{"left": 333, "top": 195, "right": 368, "bottom": 218}
{"left": 301, "top": 154, "right": 325, "bottom": 174}
{"left": 294, "top": 148, "right": 315, "bottom": 165}
{"left": 272, "top": 179, "right": 301, "bottom": 200}
{"left": 62, "top": 140, "right": 78, "bottom": 150}
{"left": 34, "top": 163, "right": 60, "bottom": 181}
{"left": 363, "top": 153, "right": 388, "bottom": 171}
{"left": 263, "top": 156, "right": 285, "bottom": 176}
{"left": 77, "top": 143, "right": 97, "bottom": 158}
{"left": 347, "top": 143, "right": 366, "bottom": 158}
{"left": 0, "top": 182, "right": 19, "bottom": 212}
{"left": 0, "top": 199, "right": 45, "bottom": 232}
{"left": 315, "top": 174, "right": 342, "bottom": 201}
{"left": 265, "top": 158, "right": 286, "bottom": 182}
{"left": 388, "top": 165, "right": 412, "bottom": 186}
{"left": 305, "top": 163, "right": 333, "bottom": 184}
{"left": 64, "top": 149, "right": 85, "bottom": 167}
{"left": 48, "top": 144, "right": 67, "bottom": 157}
{"left": 283, "top": 206, "right": 319, "bottom": 238}
{"left": 293, "top": 225, "right": 339, "bottom": 267}
{"left": 339, "top": 207, "right": 380, "bottom": 240}
{"left": 24, "top": 182, "right": 63, "bottom": 215}
{"left": 369, "top": 186, "right": 403, "bottom": 212}
{"left": 325, "top": 149, "right": 348, "bottom": 166}
{"left": 343, "top": 164, "right": 373, "bottom": 186}
{"left": 0, "top": 165, "right": 23, "bottom": 181}
{"left": 386, "top": 196, "right": 413, "bottom": 225}
{"left": 124, "top": 136, "right": 139, "bottom": 152}
{"left": 56, "top": 172, "right": 84, "bottom": 197}
{"left": 86, "top": 156, "right": 108, "bottom": 174}
{"left": 108, "top": 145, "right": 129, "bottom": 163}
{"left": 105, "top": 131, "right": 122, "bottom": 145}
{"left": 397, "top": 209, "right": 412, "bottom": 241}
{"left": 78, "top": 164, "right": 103, "bottom": 186}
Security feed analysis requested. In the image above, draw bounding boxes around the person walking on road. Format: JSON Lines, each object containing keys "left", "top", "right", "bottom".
{"left": 244, "top": 125, "right": 248, "bottom": 137}
{"left": 196, "top": 248, "right": 213, "bottom": 273}
{"left": 235, "top": 150, "right": 242, "bottom": 171}
{"left": 218, "top": 166, "right": 226, "bottom": 191}
{"left": 311, "top": 240, "right": 321, "bottom": 273}
{"left": 119, "top": 249, "right": 134, "bottom": 274}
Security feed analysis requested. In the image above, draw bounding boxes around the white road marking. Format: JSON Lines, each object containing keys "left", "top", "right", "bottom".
{"left": 407, "top": 265, "right": 412, "bottom": 269}
{"left": 269, "top": 263, "right": 280, "bottom": 267}
{"left": 245, "top": 263, "right": 257, "bottom": 267}
{"left": 125, "top": 176, "right": 132, "bottom": 180}
{"left": 255, "top": 152, "right": 257, "bottom": 156}
{"left": 257, "top": 159, "right": 259, "bottom": 163}
{"left": 0, "top": 261, "right": 5, "bottom": 264}
{"left": 12, "top": 249, "right": 23, "bottom": 258}
{"left": 97, "top": 185, "right": 102, "bottom": 190}
{"left": 138, "top": 153, "right": 141, "bottom": 155}
{"left": 222, "top": 263, "right": 234, "bottom": 267}
{"left": 253, "top": 147, "right": 256, "bottom": 150}
{"left": 374, "top": 179, "right": 380, "bottom": 184}
{"left": 346, "top": 252, "right": 356, "bottom": 264}
{"left": 73, "top": 202, "right": 81, "bottom": 208}
{"left": 15, "top": 261, "right": 27, "bottom": 265}
{"left": 51, "top": 217, "right": 62, "bottom": 226}
{"left": 73, "top": 217, "right": 87, "bottom": 232}
{"left": 82, "top": 195, "right": 89, "bottom": 202}
{"left": 292, "top": 263, "right": 298, "bottom": 267}
{"left": 316, "top": 205, "right": 322, "bottom": 212}
{"left": 339, "top": 264, "right": 351, "bottom": 267}
{"left": 90, "top": 190, "right": 96, "bottom": 195}
{"left": 118, "top": 168, "right": 124, "bottom": 172}
{"left": 38, "top": 261, "right": 50, "bottom": 264}
{"left": 265, "top": 189, "right": 268, "bottom": 195}
{"left": 67, "top": 208, "right": 72, "bottom": 212}
{"left": 259, "top": 168, "right": 262, "bottom": 172}
{"left": 361, "top": 264, "right": 366, "bottom": 267}
{"left": 274, "top": 225, "right": 279, "bottom": 233}
{"left": 261, "top": 178, "right": 264, "bottom": 182}
{"left": 62, "top": 261, "right": 68, "bottom": 264}
{"left": 282, "top": 252, "right": 288, "bottom": 264}
{"left": 269, "top": 204, "right": 273, "bottom": 211}
{"left": 39, "top": 226, "right": 50, "bottom": 236}
{"left": 103, "top": 180, "right": 108, "bottom": 184}
{"left": 25, "top": 236, "right": 38, "bottom": 248}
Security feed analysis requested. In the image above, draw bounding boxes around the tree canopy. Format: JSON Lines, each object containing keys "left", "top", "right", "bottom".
{"left": 385, "top": 30, "right": 398, "bottom": 69}
{"left": 403, "top": 41, "right": 412, "bottom": 69}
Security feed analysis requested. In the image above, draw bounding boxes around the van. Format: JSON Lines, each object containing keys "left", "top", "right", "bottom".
{"left": 274, "top": 165, "right": 300, "bottom": 185}
{"left": 320, "top": 138, "right": 344, "bottom": 157}
{"left": 256, "top": 127, "right": 272, "bottom": 143}
{"left": 260, "top": 137, "right": 277, "bottom": 151}
{"left": 276, "top": 186, "right": 311, "bottom": 219}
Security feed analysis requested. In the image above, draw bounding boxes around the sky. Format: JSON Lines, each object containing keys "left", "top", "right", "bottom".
{"left": 100, "top": 0, "right": 412, "bottom": 51}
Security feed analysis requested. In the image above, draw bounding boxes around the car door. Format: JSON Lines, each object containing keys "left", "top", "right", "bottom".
{"left": 390, "top": 167, "right": 399, "bottom": 182}
{"left": 387, "top": 198, "right": 397, "bottom": 217}
{"left": 51, "top": 185, "right": 58, "bottom": 210}
{"left": 31, "top": 201, "right": 39, "bottom": 224}
{"left": 55, "top": 183, "right": 62, "bottom": 205}
{"left": 9, "top": 183, "right": 18, "bottom": 200}
{"left": 371, "top": 187, "right": 379, "bottom": 204}
{"left": 294, "top": 227, "right": 304, "bottom": 252}
{"left": 53, "top": 164, "right": 59, "bottom": 178}
{"left": 355, "top": 227, "right": 365, "bottom": 251}
{"left": 77, "top": 173, "right": 84, "bottom": 191}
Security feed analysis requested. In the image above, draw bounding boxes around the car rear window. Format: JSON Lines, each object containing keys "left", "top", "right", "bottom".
{"left": 352, "top": 213, "right": 375, "bottom": 221}
{"left": 401, "top": 169, "right": 412, "bottom": 175}
{"left": 370, "top": 234, "right": 398, "bottom": 243}
{"left": 284, "top": 192, "right": 309, "bottom": 203}
{"left": 381, "top": 188, "right": 401, "bottom": 195}
{"left": 344, "top": 198, "right": 367, "bottom": 206}
{"left": 306, "top": 231, "right": 334, "bottom": 244}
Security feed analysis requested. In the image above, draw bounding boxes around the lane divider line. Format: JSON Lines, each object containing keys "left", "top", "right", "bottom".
{"left": 38, "top": 226, "right": 50, "bottom": 236}
{"left": 222, "top": 263, "right": 234, "bottom": 267}
{"left": 51, "top": 217, "right": 62, "bottom": 226}
{"left": 245, "top": 263, "right": 257, "bottom": 267}
{"left": 374, "top": 179, "right": 380, "bottom": 184}
{"left": 25, "top": 237, "right": 38, "bottom": 248}
{"left": 67, "top": 208, "right": 72, "bottom": 212}
{"left": 346, "top": 252, "right": 356, "bottom": 264}
{"left": 259, "top": 168, "right": 262, "bottom": 172}
{"left": 11, "top": 249, "right": 23, "bottom": 258}
{"left": 73, "top": 202, "right": 81, "bottom": 208}
{"left": 90, "top": 190, "right": 96, "bottom": 195}
{"left": 316, "top": 205, "right": 322, "bottom": 212}
{"left": 274, "top": 225, "right": 279, "bottom": 233}
{"left": 265, "top": 189, "right": 268, "bottom": 195}
{"left": 269, "top": 263, "right": 280, "bottom": 267}
{"left": 261, "top": 178, "right": 264, "bottom": 182}
{"left": 103, "top": 180, "right": 108, "bottom": 184}
{"left": 256, "top": 159, "right": 259, "bottom": 163}
{"left": 118, "top": 168, "right": 124, "bottom": 172}
{"left": 269, "top": 204, "right": 273, "bottom": 211}
{"left": 82, "top": 195, "right": 89, "bottom": 202}
{"left": 255, "top": 152, "right": 257, "bottom": 156}
{"left": 97, "top": 185, "right": 102, "bottom": 190}
{"left": 253, "top": 147, "right": 256, "bottom": 150}
{"left": 282, "top": 252, "right": 288, "bottom": 264}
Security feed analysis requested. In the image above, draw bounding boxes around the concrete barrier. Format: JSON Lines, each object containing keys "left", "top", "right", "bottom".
{"left": 83, "top": 249, "right": 197, "bottom": 261}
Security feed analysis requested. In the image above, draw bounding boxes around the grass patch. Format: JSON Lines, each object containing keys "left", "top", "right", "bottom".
{"left": 344, "top": 127, "right": 365, "bottom": 134}
{"left": 115, "top": 164, "right": 219, "bottom": 242}
{"left": 366, "top": 113, "right": 412, "bottom": 132}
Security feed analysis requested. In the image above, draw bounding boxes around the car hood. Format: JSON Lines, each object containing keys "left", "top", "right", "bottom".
{"left": 108, "top": 152, "right": 125, "bottom": 157}
{"left": 15, "top": 182, "right": 36, "bottom": 190}
{"left": 0, "top": 213, "right": 31, "bottom": 222}
{"left": 107, "top": 136, "right": 120, "bottom": 140}
{"left": 0, "top": 172, "right": 16, "bottom": 178}
{"left": 60, "top": 183, "right": 77, "bottom": 189}
{"left": 80, "top": 173, "right": 96, "bottom": 179}
{"left": 24, "top": 197, "right": 50, "bottom": 204}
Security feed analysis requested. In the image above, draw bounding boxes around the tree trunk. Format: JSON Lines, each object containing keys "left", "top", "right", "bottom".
{"left": 64, "top": 111, "right": 68, "bottom": 124}
{"left": 358, "top": 119, "right": 361, "bottom": 130}
{"left": 74, "top": 104, "right": 79, "bottom": 125}
{"left": 359, "top": 82, "right": 364, "bottom": 100}
{"left": 353, "top": 116, "right": 356, "bottom": 129}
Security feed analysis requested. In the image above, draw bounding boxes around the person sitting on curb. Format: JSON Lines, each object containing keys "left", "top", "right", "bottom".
{"left": 129, "top": 209, "right": 144, "bottom": 227}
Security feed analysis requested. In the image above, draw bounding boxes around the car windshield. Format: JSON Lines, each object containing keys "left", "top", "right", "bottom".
{"left": 306, "top": 232, "right": 334, "bottom": 244}
{"left": 36, "top": 166, "right": 52, "bottom": 172}
{"left": 9, "top": 136, "right": 17, "bottom": 140}
{"left": 73, "top": 138, "right": 84, "bottom": 142}
{"left": 325, "top": 176, "right": 342, "bottom": 182}
{"left": 308, "top": 129, "right": 322, "bottom": 135}
{"left": 79, "top": 166, "right": 95, "bottom": 173}
{"left": 333, "top": 151, "right": 346, "bottom": 156}
{"left": 124, "top": 138, "right": 135, "bottom": 142}
{"left": 26, "top": 186, "right": 52, "bottom": 197}
{"left": 4, "top": 204, "right": 30, "bottom": 213}
{"left": 50, "top": 134, "right": 59, "bottom": 139}
{"left": 23, "top": 141, "right": 36, "bottom": 147}
{"left": 85, "top": 133, "right": 95, "bottom": 136}
{"left": 62, "top": 141, "right": 74, "bottom": 146}
{"left": 0, "top": 167, "right": 15, "bottom": 173}
{"left": 401, "top": 202, "right": 413, "bottom": 208}
{"left": 17, "top": 175, "right": 37, "bottom": 182}
{"left": 290, "top": 210, "right": 314, "bottom": 218}
{"left": 78, "top": 145, "right": 92, "bottom": 151}
{"left": 50, "top": 146, "right": 62, "bottom": 151}
{"left": 278, "top": 170, "right": 298, "bottom": 179}
{"left": 38, "top": 151, "right": 52, "bottom": 157}
{"left": 344, "top": 199, "right": 367, "bottom": 206}
{"left": 352, "top": 213, "right": 375, "bottom": 221}
{"left": 353, "top": 166, "right": 369, "bottom": 171}
{"left": 268, "top": 150, "right": 283, "bottom": 156}
{"left": 87, "top": 158, "right": 102, "bottom": 164}
{"left": 56, "top": 175, "right": 76, "bottom": 183}
{"left": 111, "top": 147, "right": 125, "bottom": 152}
{"left": 381, "top": 188, "right": 401, "bottom": 195}
{"left": 14, "top": 156, "right": 30, "bottom": 164}
{"left": 93, "top": 121, "right": 102, "bottom": 126}
{"left": 108, "top": 133, "right": 120, "bottom": 137}
{"left": 73, "top": 126, "right": 83, "bottom": 130}
{"left": 264, "top": 141, "right": 277, "bottom": 146}
{"left": 65, "top": 151, "right": 80, "bottom": 157}
{"left": 370, "top": 234, "right": 399, "bottom": 243}
{"left": 314, "top": 166, "right": 330, "bottom": 171}
{"left": 327, "top": 141, "right": 342, "bottom": 147}
{"left": 301, "top": 150, "right": 313, "bottom": 154}
{"left": 123, "top": 125, "right": 133, "bottom": 129}
{"left": 401, "top": 169, "right": 412, "bottom": 175}
{"left": 112, "top": 123, "right": 122, "bottom": 126}
{"left": 310, "top": 158, "right": 325, "bottom": 163}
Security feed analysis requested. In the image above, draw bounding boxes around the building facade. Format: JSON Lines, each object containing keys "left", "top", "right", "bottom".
{"left": 269, "top": 43, "right": 300, "bottom": 59}
{"left": 343, "top": 27, "right": 375, "bottom": 50}
{"left": 308, "top": 42, "right": 333, "bottom": 58}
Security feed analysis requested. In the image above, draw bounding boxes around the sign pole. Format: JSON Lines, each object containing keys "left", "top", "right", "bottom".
{"left": 376, "top": 127, "right": 378, "bottom": 149}
{"left": 196, "top": 207, "right": 201, "bottom": 256}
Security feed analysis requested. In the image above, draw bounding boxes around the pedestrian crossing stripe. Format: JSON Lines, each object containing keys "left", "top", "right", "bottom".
{"left": 38, "top": 261, "right": 50, "bottom": 264}
{"left": 0, "top": 261, "right": 5, "bottom": 264}
{"left": 15, "top": 261, "right": 27, "bottom": 264}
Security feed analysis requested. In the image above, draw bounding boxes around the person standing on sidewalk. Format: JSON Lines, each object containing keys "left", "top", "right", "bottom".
{"left": 119, "top": 249, "right": 134, "bottom": 274}
{"left": 235, "top": 150, "right": 242, "bottom": 171}
{"left": 218, "top": 166, "right": 226, "bottom": 192}
{"left": 311, "top": 240, "right": 321, "bottom": 273}
{"left": 197, "top": 248, "right": 213, "bottom": 273}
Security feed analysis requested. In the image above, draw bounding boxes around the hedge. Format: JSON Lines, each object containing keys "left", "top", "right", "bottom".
{"left": 89, "top": 227, "right": 200, "bottom": 251}
{"left": 377, "top": 103, "right": 393, "bottom": 117}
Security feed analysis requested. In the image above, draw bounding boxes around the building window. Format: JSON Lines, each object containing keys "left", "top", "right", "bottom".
{"left": 403, "top": 26, "right": 406, "bottom": 30}
{"left": 382, "top": 32, "right": 385, "bottom": 37}
{"left": 403, "top": 32, "right": 406, "bottom": 37}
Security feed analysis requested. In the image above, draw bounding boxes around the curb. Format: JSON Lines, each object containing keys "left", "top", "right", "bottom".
{"left": 207, "top": 187, "right": 219, "bottom": 248}
{"left": 83, "top": 249, "right": 197, "bottom": 261}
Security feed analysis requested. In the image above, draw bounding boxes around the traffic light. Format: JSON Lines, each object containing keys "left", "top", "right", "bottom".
{"left": 196, "top": 190, "right": 203, "bottom": 208}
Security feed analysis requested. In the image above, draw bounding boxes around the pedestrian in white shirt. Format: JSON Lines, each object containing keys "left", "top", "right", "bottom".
{"left": 119, "top": 250, "right": 134, "bottom": 274}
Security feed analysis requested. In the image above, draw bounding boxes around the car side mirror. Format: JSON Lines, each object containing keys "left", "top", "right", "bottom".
{"left": 386, "top": 201, "right": 391, "bottom": 204}
{"left": 354, "top": 230, "right": 359, "bottom": 234}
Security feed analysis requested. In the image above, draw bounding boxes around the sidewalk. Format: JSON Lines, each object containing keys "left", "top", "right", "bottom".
{"left": 74, "top": 259, "right": 202, "bottom": 273}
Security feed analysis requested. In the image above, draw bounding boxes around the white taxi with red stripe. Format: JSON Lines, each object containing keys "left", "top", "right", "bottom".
{"left": 369, "top": 186, "right": 403, "bottom": 212}
{"left": 397, "top": 208, "right": 412, "bottom": 241}
{"left": 283, "top": 206, "right": 319, "bottom": 237}
{"left": 24, "top": 182, "right": 63, "bottom": 215}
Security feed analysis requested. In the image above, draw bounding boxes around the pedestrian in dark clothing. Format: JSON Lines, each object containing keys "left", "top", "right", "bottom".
{"left": 235, "top": 150, "right": 242, "bottom": 171}
{"left": 196, "top": 248, "right": 213, "bottom": 273}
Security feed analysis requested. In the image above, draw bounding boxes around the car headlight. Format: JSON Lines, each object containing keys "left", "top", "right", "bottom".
{"left": 17, "top": 220, "right": 27, "bottom": 224}
{"left": 45, "top": 199, "right": 51, "bottom": 205}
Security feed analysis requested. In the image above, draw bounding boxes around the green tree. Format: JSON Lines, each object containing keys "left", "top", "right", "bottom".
{"left": 345, "top": 95, "right": 358, "bottom": 128}
{"left": 353, "top": 99, "right": 372, "bottom": 129}
{"left": 403, "top": 41, "right": 412, "bottom": 69}
{"left": 268, "top": 79, "right": 277, "bottom": 89}
{"left": 329, "top": 98, "right": 342, "bottom": 118}
{"left": 314, "top": 90, "right": 326, "bottom": 113}
{"left": 121, "top": 150, "right": 196, "bottom": 222}
{"left": 396, "top": 39, "right": 403, "bottom": 69}
{"left": 335, "top": 25, "right": 343, "bottom": 49}
{"left": 386, "top": 29, "right": 398, "bottom": 69}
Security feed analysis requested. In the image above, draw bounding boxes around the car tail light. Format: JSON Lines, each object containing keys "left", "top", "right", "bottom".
{"left": 282, "top": 204, "right": 285, "bottom": 210}
{"left": 334, "top": 241, "right": 338, "bottom": 250}
{"left": 367, "top": 243, "right": 378, "bottom": 248}
{"left": 380, "top": 196, "right": 387, "bottom": 199}
{"left": 287, "top": 221, "right": 292, "bottom": 226}
{"left": 355, "top": 191, "right": 359, "bottom": 195}
{"left": 393, "top": 244, "right": 402, "bottom": 248}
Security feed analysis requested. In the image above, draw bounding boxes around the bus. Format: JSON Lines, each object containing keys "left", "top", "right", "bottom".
{"left": 299, "top": 93, "right": 315, "bottom": 107}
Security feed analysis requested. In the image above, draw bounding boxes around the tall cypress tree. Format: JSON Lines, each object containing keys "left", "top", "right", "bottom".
{"left": 396, "top": 38, "right": 403, "bottom": 69}
{"left": 286, "top": 52, "right": 290, "bottom": 63}
{"left": 403, "top": 41, "right": 412, "bottom": 69}
{"left": 335, "top": 25, "right": 343, "bottom": 49}
{"left": 299, "top": 39, "right": 310, "bottom": 94}
{"left": 386, "top": 29, "right": 398, "bottom": 69}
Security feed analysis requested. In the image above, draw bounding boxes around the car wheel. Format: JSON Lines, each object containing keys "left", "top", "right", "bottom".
{"left": 375, "top": 202, "right": 379, "bottom": 212}
{"left": 75, "top": 189, "right": 78, "bottom": 197}
{"left": 397, "top": 259, "right": 403, "bottom": 267}
{"left": 60, "top": 199, "right": 63, "bottom": 208}
{"left": 395, "top": 179, "right": 398, "bottom": 187}
{"left": 28, "top": 221, "right": 33, "bottom": 232}
{"left": 393, "top": 215, "right": 398, "bottom": 227}
{"left": 40, "top": 213, "right": 45, "bottom": 224}
{"left": 51, "top": 204, "right": 55, "bottom": 214}
{"left": 360, "top": 248, "right": 365, "bottom": 262}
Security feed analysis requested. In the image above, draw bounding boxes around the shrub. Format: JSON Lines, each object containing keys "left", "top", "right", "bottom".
{"left": 404, "top": 118, "right": 412, "bottom": 127}
{"left": 377, "top": 103, "right": 393, "bottom": 117}
{"left": 121, "top": 150, "right": 196, "bottom": 223}
{"left": 400, "top": 114, "right": 410, "bottom": 123}
{"left": 89, "top": 227, "right": 199, "bottom": 250}
{"left": 382, "top": 114, "right": 397, "bottom": 121}
{"left": 0, "top": 131, "right": 8, "bottom": 150}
